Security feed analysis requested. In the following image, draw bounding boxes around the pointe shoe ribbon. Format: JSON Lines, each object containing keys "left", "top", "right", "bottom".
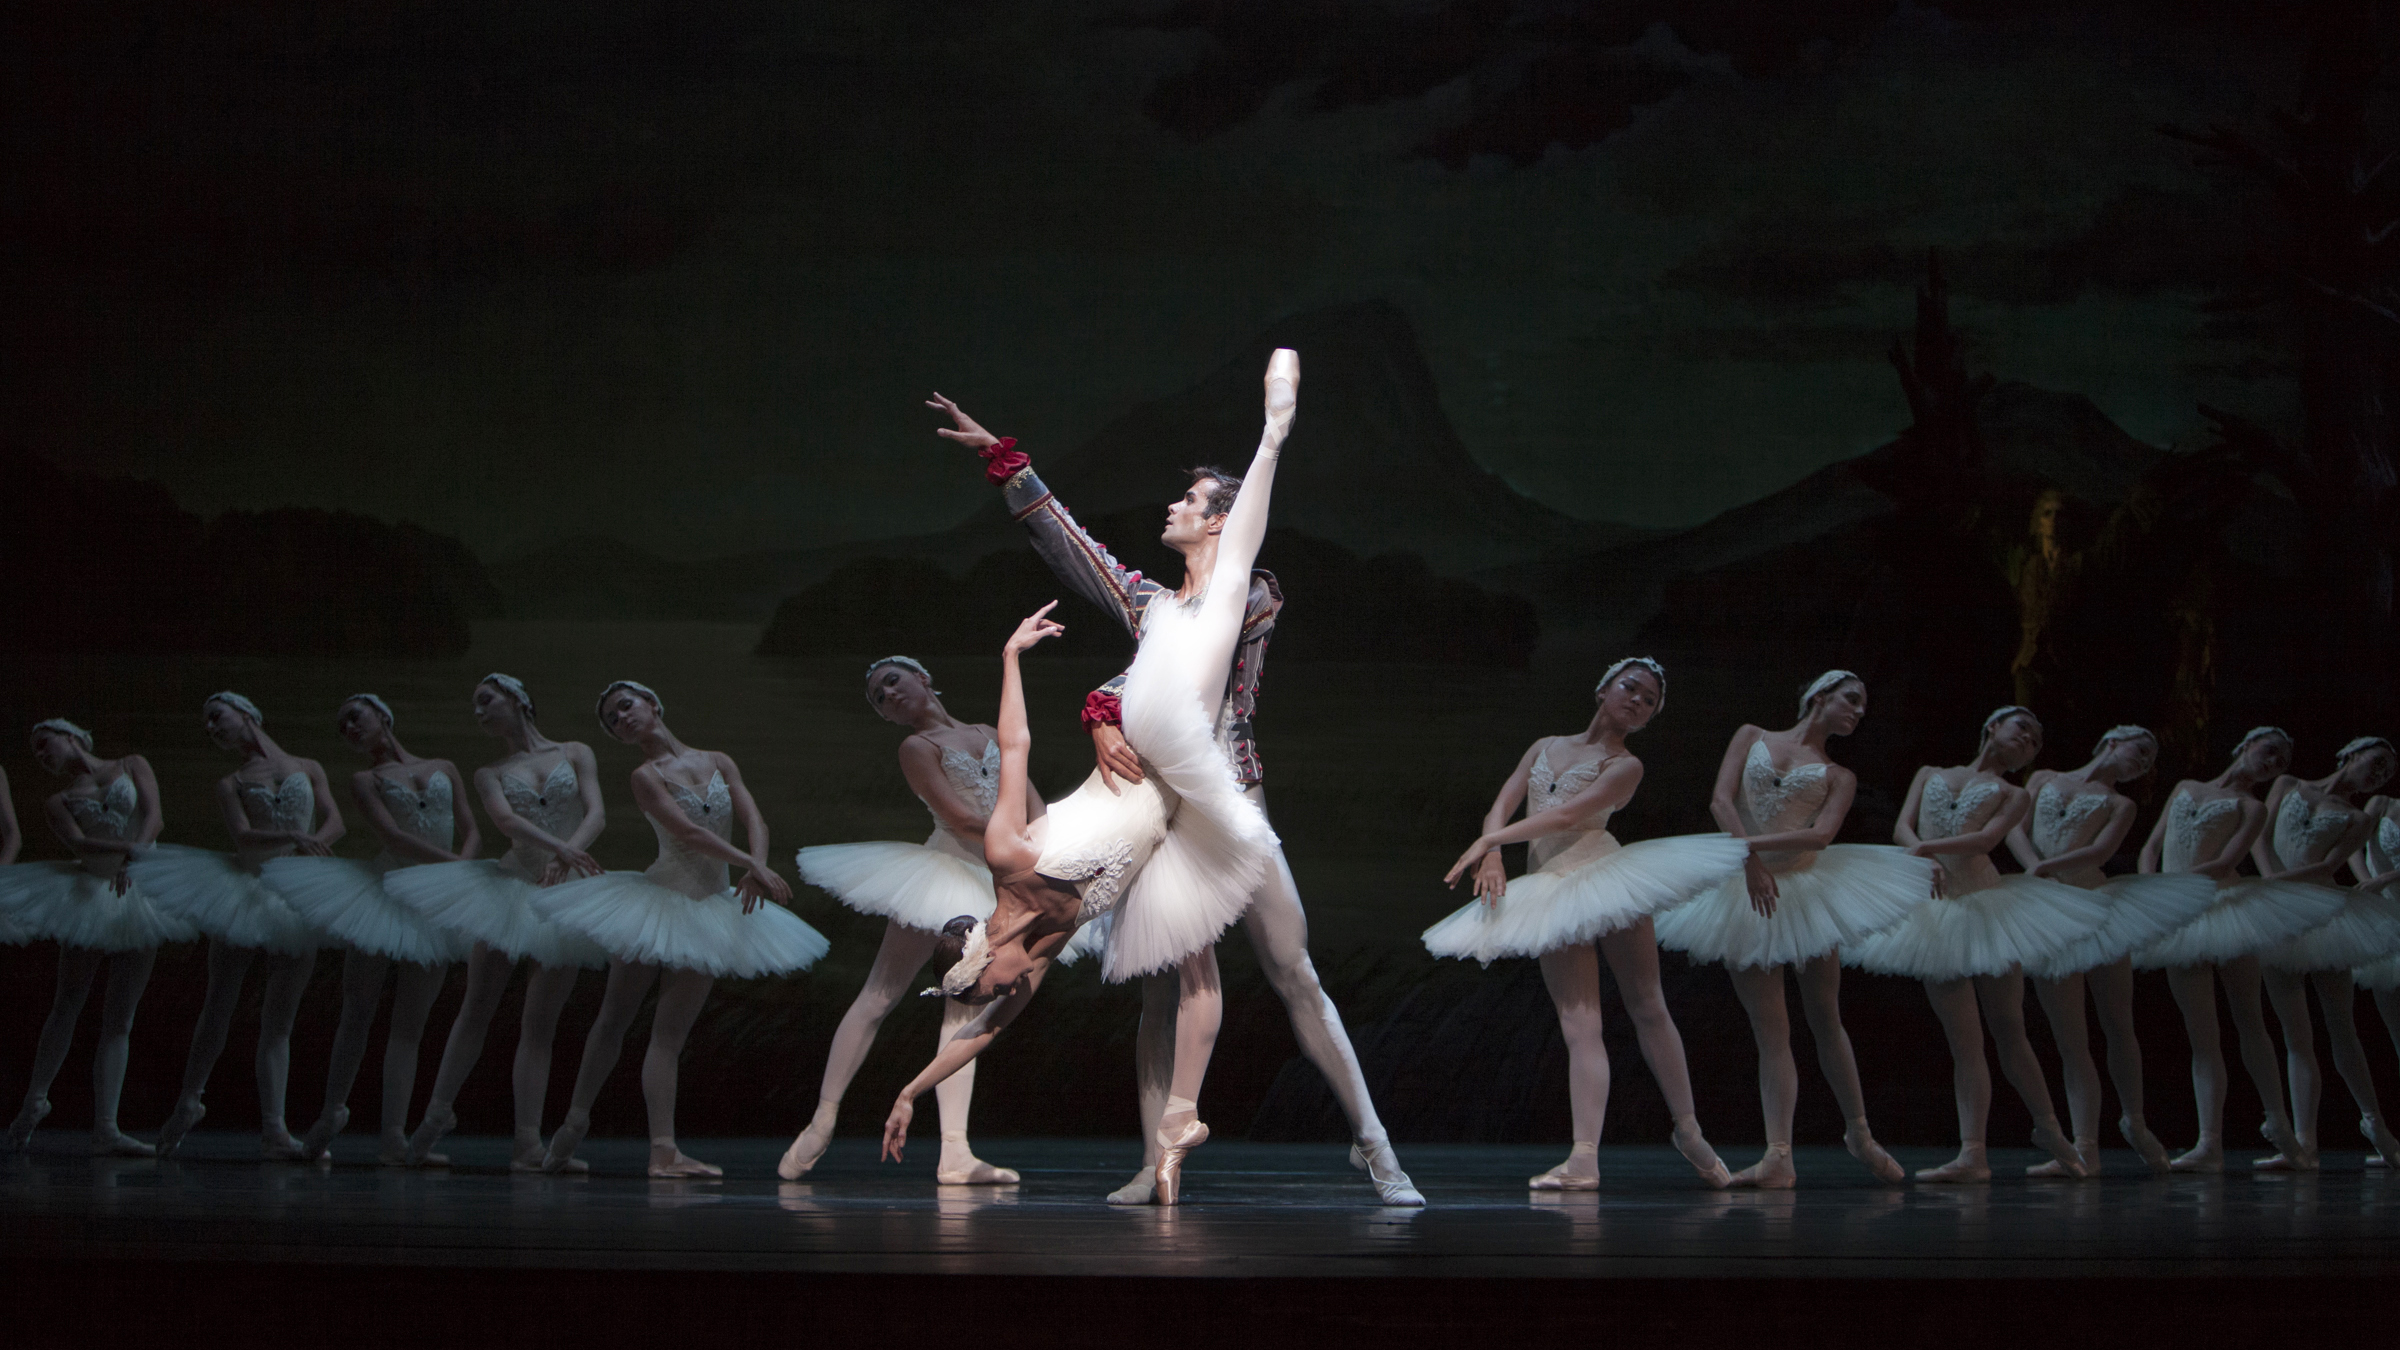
{"left": 1153, "top": 1120, "right": 1209, "bottom": 1206}
{"left": 1727, "top": 1142, "right": 1796, "bottom": 1190}
{"left": 1350, "top": 1136, "right": 1426, "bottom": 1206}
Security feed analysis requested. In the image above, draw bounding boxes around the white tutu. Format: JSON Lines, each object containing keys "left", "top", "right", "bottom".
{"left": 2357, "top": 951, "right": 2400, "bottom": 990}
{"left": 384, "top": 859, "right": 609, "bottom": 970}
{"left": 2133, "top": 879, "right": 2350, "bottom": 969}
{"left": 1424, "top": 831, "right": 1746, "bottom": 965}
{"left": 2260, "top": 886, "right": 2400, "bottom": 973}
{"left": 2023, "top": 873, "right": 2222, "bottom": 980}
{"left": 131, "top": 844, "right": 321, "bottom": 956}
{"left": 796, "top": 838, "right": 994, "bottom": 934}
{"left": 1845, "top": 871, "right": 2111, "bottom": 981}
{"left": 1655, "top": 844, "right": 1933, "bottom": 970}
{"left": 0, "top": 860, "right": 194, "bottom": 952}
{"left": 534, "top": 871, "right": 829, "bottom": 977}
{"left": 263, "top": 856, "right": 466, "bottom": 966}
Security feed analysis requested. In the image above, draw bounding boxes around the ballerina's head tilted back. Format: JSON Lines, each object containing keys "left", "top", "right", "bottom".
{"left": 29, "top": 718, "right": 99, "bottom": 780}
{"left": 2330, "top": 735, "right": 2398, "bottom": 800}
{"left": 596, "top": 680, "right": 670, "bottom": 747}
{"left": 1977, "top": 705, "right": 2045, "bottom": 777}
{"left": 472, "top": 673, "right": 541, "bottom": 740}
{"left": 865, "top": 656, "right": 948, "bottom": 731}
{"left": 335, "top": 693, "right": 401, "bottom": 757}
{"left": 203, "top": 690, "right": 269, "bottom": 757}
{"left": 2082, "top": 725, "right": 2158, "bottom": 786}
{"left": 2221, "top": 726, "right": 2294, "bottom": 790}
{"left": 1796, "top": 670, "right": 1867, "bottom": 740}
{"left": 1595, "top": 657, "right": 1666, "bottom": 734}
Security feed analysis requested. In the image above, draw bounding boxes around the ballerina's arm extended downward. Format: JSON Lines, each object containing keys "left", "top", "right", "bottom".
{"left": 2134, "top": 785, "right": 2264, "bottom": 880}
{"left": 349, "top": 763, "right": 481, "bottom": 865}
{"left": 1443, "top": 743, "right": 1644, "bottom": 900}
{"left": 2251, "top": 775, "right": 2374, "bottom": 885}
{"left": 472, "top": 742, "right": 606, "bottom": 883}
{"left": 627, "top": 755, "right": 793, "bottom": 913}
{"left": 2002, "top": 769, "right": 2137, "bottom": 878}
{"left": 1708, "top": 725, "right": 1861, "bottom": 917}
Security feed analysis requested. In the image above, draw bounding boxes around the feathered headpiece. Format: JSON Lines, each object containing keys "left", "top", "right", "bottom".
{"left": 29, "top": 718, "right": 93, "bottom": 752}
{"left": 921, "top": 919, "right": 994, "bottom": 1000}
{"left": 595, "top": 680, "right": 664, "bottom": 728}
{"left": 204, "top": 691, "right": 263, "bottom": 725}
{"left": 1597, "top": 656, "right": 1666, "bottom": 713}
{"left": 1798, "top": 670, "right": 1860, "bottom": 719}
{"left": 481, "top": 672, "right": 536, "bottom": 719}
{"left": 343, "top": 693, "right": 396, "bottom": 729}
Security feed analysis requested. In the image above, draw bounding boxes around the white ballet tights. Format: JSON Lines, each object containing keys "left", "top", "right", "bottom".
{"left": 2167, "top": 958, "right": 2296, "bottom": 1155}
{"left": 803, "top": 922, "right": 987, "bottom": 1145}
{"left": 12, "top": 945, "right": 157, "bottom": 1146}
{"left": 2032, "top": 958, "right": 2155, "bottom": 1160}
{"left": 2376, "top": 988, "right": 2400, "bottom": 1064}
{"left": 1921, "top": 972, "right": 2074, "bottom": 1174}
{"left": 175, "top": 940, "right": 315, "bottom": 1140}
{"left": 310, "top": 951, "right": 447, "bottom": 1145}
{"left": 1535, "top": 919, "right": 1703, "bottom": 1151}
{"left": 414, "top": 944, "right": 582, "bottom": 1137}
{"left": 1727, "top": 954, "right": 1877, "bottom": 1143}
{"left": 2262, "top": 968, "right": 2385, "bottom": 1157}
{"left": 553, "top": 960, "right": 716, "bottom": 1171}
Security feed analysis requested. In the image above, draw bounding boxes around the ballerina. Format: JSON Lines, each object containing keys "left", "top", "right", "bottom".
{"left": 0, "top": 766, "right": 20, "bottom": 944}
{"left": 1423, "top": 657, "right": 1746, "bottom": 1190}
{"left": 1653, "top": 671, "right": 1932, "bottom": 1187}
{"left": 133, "top": 693, "right": 341, "bottom": 1158}
{"left": 781, "top": 656, "right": 1027, "bottom": 1186}
{"left": 1846, "top": 706, "right": 2109, "bottom": 1180}
{"left": 0, "top": 719, "right": 193, "bottom": 1154}
{"left": 2352, "top": 790, "right": 2400, "bottom": 1164}
{"left": 268, "top": 694, "right": 478, "bottom": 1164}
{"left": 535, "top": 680, "right": 827, "bottom": 1177}
{"left": 2251, "top": 736, "right": 2400, "bottom": 1169}
{"left": 882, "top": 353, "right": 1297, "bottom": 1206}
{"left": 2131, "top": 727, "right": 2344, "bottom": 1171}
{"left": 386, "top": 675, "right": 612, "bottom": 1170}
{"left": 2008, "top": 727, "right": 2218, "bottom": 1175}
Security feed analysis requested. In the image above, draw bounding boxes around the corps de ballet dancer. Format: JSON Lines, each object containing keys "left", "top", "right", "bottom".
{"left": 780, "top": 656, "right": 1025, "bottom": 1186}
{"left": 2004, "top": 725, "right": 2216, "bottom": 1174}
{"left": 134, "top": 693, "right": 339, "bottom": 1158}
{"left": 1, "top": 719, "right": 193, "bottom": 1154}
{"left": 1846, "top": 707, "right": 2108, "bottom": 1180}
{"left": 0, "top": 766, "right": 21, "bottom": 939}
{"left": 931, "top": 357, "right": 1419, "bottom": 1207}
{"left": 385, "top": 675, "right": 613, "bottom": 1170}
{"left": 1654, "top": 672, "right": 1932, "bottom": 1187}
{"left": 2131, "top": 727, "right": 2345, "bottom": 1170}
{"left": 882, "top": 353, "right": 1299, "bottom": 1206}
{"left": 1423, "top": 657, "right": 1746, "bottom": 1190}
{"left": 535, "top": 680, "right": 827, "bottom": 1178}
{"left": 268, "top": 694, "right": 478, "bottom": 1164}
{"left": 2350, "top": 790, "right": 2400, "bottom": 1163}
{"left": 2249, "top": 737, "right": 2400, "bottom": 1168}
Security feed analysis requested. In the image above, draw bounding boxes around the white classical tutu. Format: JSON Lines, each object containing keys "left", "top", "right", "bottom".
{"left": 1092, "top": 598, "right": 1278, "bottom": 983}
{"left": 130, "top": 844, "right": 321, "bottom": 957}
{"left": 2357, "top": 951, "right": 2400, "bottom": 990}
{"left": 2260, "top": 886, "right": 2400, "bottom": 973}
{"left": 263, "top": 856, "right": 466, "bottom": 966}
{"left": 1845, "top": 872, "right": 2111, "bottom": 981}
{"left": 2022, "top": 873, "right": 2222, "bottom": 980}
{"left": 2133, "top": 879, "right": 2350, "bottom": 969}
{"left": 1424, "top": 832, "right": 1746, "bottom": 965}
{"left": 383, "top": 859, "right": 610, "bottom": 970}
{"left": 0, "top": 861, "right": 194, "bottom": 952}
{"left": 796, "top": 840, "right": 994, "bottom": 934}
{"left": 534, "top": 872, "right": 829, "bottom": 977}
{"left": 1655, "top": 844, "right": 1933, "bottom": 970}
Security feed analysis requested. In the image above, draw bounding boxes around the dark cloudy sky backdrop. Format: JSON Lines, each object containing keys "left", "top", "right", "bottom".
{"left": 5, "top": 2, "right": 2299, "bottom": 559}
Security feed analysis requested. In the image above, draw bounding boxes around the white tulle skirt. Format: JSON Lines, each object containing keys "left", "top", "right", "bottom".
{"left": 1655, "top": 844, "right": 1933, "bottom": 970}
{"left": 2023, "top": 873, "right": 2223, "bottom": 980}
{"left": 263, "top": 856, "right": 467, "bottom": 966}
{"left": 2356, "top": 951, "right": 2400, "bottom": 990}
{"left": 2260, "top": 886, "right": 2400, "bottom": 973}
{"left": 534, "top": 872, "right": 829, "bottom": 977}
{"left": 130, "top": 844, "right": 321, "bottom": 957}
{"left": 2133, "top": 879, "right": 2350, "bottom": 969}
{"left": 384, "top": 860, "right": 610, "bottom": 970}
{"left": 0, "top": 861, "right": 194, "bottom": 952}
{"left": 1424, "top": 831, "right": 1747, "bottom": 965}
{"left": 1845, "top": 869, "right": 2111, "bottom": 981}
{"left": 796, "top": 835, "right": 994, "bottom": 935}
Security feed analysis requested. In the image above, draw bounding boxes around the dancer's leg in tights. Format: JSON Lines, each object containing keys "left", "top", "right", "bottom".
{"left": 642, "top": 966, "right": 717, "bottom": 1175}
{"left": 1975, "top": 969, "right": 2082, "bottom": 1174}
{"left": 543, "top": 959, "right": 659, "bottom": 1170}
{"left": 1535, "top": 944, "right": 1609, "bottom": 1184}
{"left": 407, "top": 944, "right": 512, "bottom": 1160}
{"left": 2033, "top": 973, "right": 2101, "bottom": 1153}
{"left": 5, "top": 946, "right": 108, "bottom": 1149}
{"left": 930, "top": 993, "right": 1017, "bottom": 1182}
{"left": 375, "top": 960, "right": 447, "bottom": 1161}
{"left": 1157, "top": 948, "right": 1222, "bottom": 1134}
{"left": 2164, "top": 963, "right": 2229, "bottom": 1167}
{"left": 255, "top": 950, "right": 315, "bottom": 1150}
{"left": 1107, "top": 971, "right": 1179, "bottom": 1204}
{"left": 89, "top": 950, "right": 158, "bottom": 1153}
{"left": 2309, "top": 970, "right": 2400, "bottom": 1158}
{"left": 1794, "top": 954, "right": 1904, "bottom": 1180}
{"left": 2258, "top": 968, "right": 2322, "bottom": 1165}
{"left": 1599, "top": 918, "right": 1728, "bottom": 1184}
{"left": 2376, "top": 987, "right": 2400, "bottom": 1063}
{"left": 1727, "top": 962, "right": 1797, "bottom": 1152}
{"left": 162, "top": 939, "right": 256, "bottom": 1149}
{"left": 511, "top": 963, "right": 580, "bottom": 1159}
{"left": 301, "top": 949, "right": 391, "bottom": 1157}
{"left": 2220, "top": 955, "right": 2301, "bottom": 1156}
{"left": 2085, "top": 958, "right": 2168, "bottom": 1169}
{"left": 783, "top": 921, "right": 943, "bottom": 1177}
{"left": 1919, "top": 977, "right": 1994, "bottom": 1181}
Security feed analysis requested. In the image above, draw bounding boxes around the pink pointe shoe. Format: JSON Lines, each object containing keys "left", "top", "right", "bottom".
{"left": 1153, "top": 1120, "right": 1209, "bottom": 1206}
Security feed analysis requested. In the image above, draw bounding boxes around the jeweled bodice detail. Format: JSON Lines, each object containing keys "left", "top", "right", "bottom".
{"left": 647, "top": 770, "right": 734, "bottom": 897}
{"left": 2162, "top": 790, "right": 2243, "bottom": 874}
{"left": 2367, "top": 815, "right": 2400, "bottom": 890}
{"left": 2272, "top": 789, "right": 2356, "bottom": 870}
{"left": 935, "top": 740, "right": 1001, "bottom": 821}
{"left": 239, "top": 772, "right": 316, "bottom": 833}
{"left": 64, "top": 775, "right": 139, "bottom": 843}
{"left": 1919, "top": 774, "right": 2005, "bottom": 843}
{"left": 500, "top": 759, "right": 585, "bottom": 868}
{"left": 1527, "top": 740, "right": 1617, "bottom": 871}
{"left": 2031, "top": 782, "right": 2112, "bottom": 859}
{"left": 1739, "top": 740, "right": 1830, "bottom": 835}
{"left": 375, "top": 770, "right": 456, "bottom": 852}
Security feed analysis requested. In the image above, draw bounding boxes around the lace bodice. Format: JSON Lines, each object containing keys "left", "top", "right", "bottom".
{"left": 239, "top": 772, "right": 315, "bottom": 833}
{"left": 64, "top": 775, "right": 139, "bottom": 843}
{"left": 2162, "top": 790, "right": 2245, "bottom": 874}
{"left": 2272, "top": 789, "right": 2357, "bottom": 870}
{"left": 2368, "top": 815, "right": 2400, "bottom": 888}
{"left": 1739, "top": 740, "right": 1830, "bottom": 834}
{"left": 646, "top": 770, "right": 735, "bottom": 898}
{"left": 934, "top": 740, "right": 1001, "bottom": 821}
{"left": 1919, "top": 774, "right": 2005, "bottom": 843}
{"left": 2031, "top": 782, "right": 2112, "bottom": 855}
{"left": 499, "top": 759, "right": 585, "bottom": 870}
{"left": 374, "top": 770, "right": 456, "bottom": 854}
{"left": 1527, "top": 740, "right": 1616, "bottom": 870}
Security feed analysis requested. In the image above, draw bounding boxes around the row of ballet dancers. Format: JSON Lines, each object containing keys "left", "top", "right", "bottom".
{"left": 3, "top": 667, "right": 2394, "bottom": 1194}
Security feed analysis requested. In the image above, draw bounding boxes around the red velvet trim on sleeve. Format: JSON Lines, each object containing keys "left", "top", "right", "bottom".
{"left": 1079, "top": 691, "right": 1123, "bottom": 729}
{"left": 980, "top": 436, "right": 1030, "bottom": 484}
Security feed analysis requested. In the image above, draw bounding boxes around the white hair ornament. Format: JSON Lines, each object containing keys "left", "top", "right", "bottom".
{"left": 344, "top": 693, "right": 396, "bottom": 728}
{"left": 2092, "top": 724, "right": 2156, "bottom": 756}
{"left": 2232, "top": 726, "right": 2293, "bottom": 760}
{"left": 204, "top": 691, "right": 264, "bottom": 725}
{"left": 481, "top": 673, "right": 536, "bottom": 719}
{"left": 1980, "top": 705, "right": 2040, "bottom": 742}
{"left": 595, "top": 680, "right": 665, "bottom": 727}
{"left": 1798, "top": 670, "right": 1861, "bottom": 719}
{"left": 2336, "top": 735, "right": 2396, "bottom": 766}
{"left": 29, "top": 718, "right": 94, "bottom": 752}
{"left": 1598, "top": 656, "right": 1666, "bottom": 711}
{"left": 921, "top": 919, "right": 994, "bottom": 999}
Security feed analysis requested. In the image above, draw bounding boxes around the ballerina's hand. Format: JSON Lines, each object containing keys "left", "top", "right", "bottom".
{"left": 1442, "top": 838, "right": 1492, "bottom": 889}
{"left": 545, "top": 847, "right": 604, "bottom": 885}
{"left": 110, "top": 868, "right": 131, "bottom": 897}
{"left": 1744, "top": 855, "right": 1779, "bottom": 918}
{"left": 292, "top": 834, "right": 334, "bottom": 857}
{"left": 881, "top": 1097, "right": 914, "bottom": 1162}
{"left": 1092, "top": 723, "right": 1144, "bottom": 793}
{"left": 1005, "top": 601, "right": 1066, "bottom": 654}
{"left": 926, "top": 393, "right": 998, "bottom": 449}
{"left": 1472, "top": 852, "right": 1508, "bottom": 907}
{"left": 736, "top": 866, "right": 793, "bottom": 913}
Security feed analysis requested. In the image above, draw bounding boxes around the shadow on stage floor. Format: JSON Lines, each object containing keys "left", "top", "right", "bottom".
{"left": 6, "top": 1135, "right": 2393, "bottom": 1346}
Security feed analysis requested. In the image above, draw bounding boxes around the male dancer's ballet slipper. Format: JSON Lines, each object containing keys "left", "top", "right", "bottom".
{"left": 296, "top": 1105, "right": 348, "bottom": 1163}
{"left": 1349, "top": 1136, "right": 1427, "bottom": 1206}
{"left": 1726, "top": 1142, "right": 1795, "bottom": 1190}
{"left": 2365, "top": 1115, "right": 2400, "bottom": 1167}
{"left": 4, "top": 1096, "right": 53, "bottom": 1151}
{"left": 1914, "top": 1147, "right": 1991, "bottom": 1184}
{"left": 2120, "top": 1115, "right": 2172, "bottom": 1175}
{"left": 2168, "top": 1137, "right": 2224, "bottom": 1173}
{"left": 936, "top": 1132, "right": 1021, "bottom": 1185}
{"left": 91, "top": 1128, "right": 157, "bottom": 1158}
{"left": 157, "top": 1095, "right": 206, "bottom": 1160}
{"left": 541, "top": 1114, "right": 589, "bottom": 1175}
{"left": 1672, "top": 1120, "right": 1734, "bottom": 1189}
{"left": 1106, "top": 1166, "right": 1159, "bottom": 1206}
{"left": 403, "top": 1105, "right": 456, "bottom": 1167}
{"left": 1153, "top": 1120, "right": 1209, "bottom": 1206}
{"left": 1529, "top": 1141, "right": 1602, "bottom": 1191}
{"left": 1844, "top": 1119, "right": 1906, "bottom": 1184}
{"left": 2029, "top": 1121, "right": 2089, "bottom": 1178}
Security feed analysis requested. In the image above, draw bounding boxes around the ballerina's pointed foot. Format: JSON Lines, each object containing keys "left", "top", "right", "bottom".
{"left": 541, "top": 1115, "right": 589, "bottom": 1175}
{"left": 2252, "top": 1149, "right": 2320, "bottom": 1172}
{"left": 2169, "top": 1138, "right": 2224, "bottom": 1173}
{"left": 92, "top": 1127, "right": 157, "bottom": 1158}
{"left": 260, "top": 1126, "right": 306, "bottom": 1162}
{"left": 2028, "top": 1122, "right": 2089, "bottom": 1178}
{"left": 512, "top": 1135, "right": 586, "bottom": 1174}
{"left": 1350, "top": 1135, "right": 1425, "bottom": 1206}
{"left": 778, "top": 1128, "right": 830, "bottom": 1183}
{"left": 2122, "top": 1116, "right": 2172, "bottom": 1174}
{"left": 1672, "top": 1120, "right": 1733, "bottom": 1190}
{"left": 1726, "top": 1142, "right": 1795, "bottom": 1190}
{"left": 296, "top": 1106, "right": 348, "bottom": 1163}
{"left": 647, "top": 1144, "right": 723, "bottom": 1180}
{"left": 403, "top": 1105, "right": 456, "bottom": 1167}
{"left": 5, "top": 1097, "right": 53, "bottom": 1152}
{"left": 2364, "top": 1115, "right": 2400, "bottom": 1167}
{"left": 1844, "top": 1120, "right": 1906, "bottom": 1184}
{"left": 936, "top": 1133, "right": 1020, "bottom": 1185}
{"left": 1153, "top": 1119, "right": 1209, "bottom": 1206}
{"left": 2026, "top": 1140, "right": 2100, "bottom": 1179}
{"left": 157, "top": 1095, "right": 206, "bottom": 1160}
{"left": 1107, "top": 1166, "right": 1158, "bottom": 1206}
{"left": 2253, "top": 1118, "right": 2318, "bottom": 1171}
{"left": 1915, "top": 1149, "right": 1991, "bottom": 1184}
{"left": 1529, "top": 1140, "right": 1602, "bottom": 1191}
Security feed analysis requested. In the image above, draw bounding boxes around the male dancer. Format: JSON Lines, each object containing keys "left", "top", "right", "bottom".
{"left": 928, "top": 393, "right": 1422, "bottom": 1206}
